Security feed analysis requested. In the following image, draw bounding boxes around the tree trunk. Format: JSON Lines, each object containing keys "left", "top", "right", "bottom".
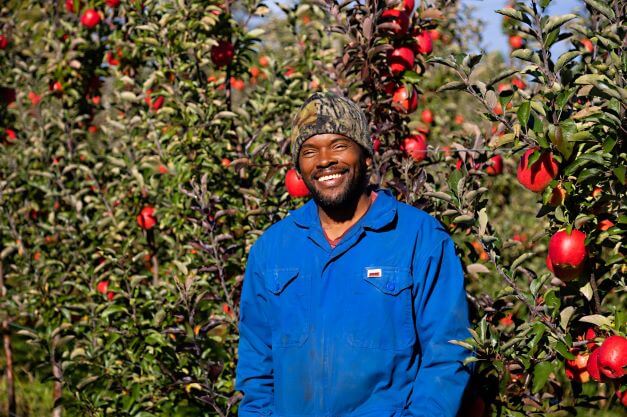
{"left": 1, "top": 261, "right": 16, "bottom": 417}
{"left": 51, "top": 336, "right": 63, "bottom": 417}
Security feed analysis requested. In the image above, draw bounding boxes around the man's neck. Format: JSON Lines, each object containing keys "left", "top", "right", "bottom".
{"left": 317, "top": 190, "right": 372, "bottom": 240}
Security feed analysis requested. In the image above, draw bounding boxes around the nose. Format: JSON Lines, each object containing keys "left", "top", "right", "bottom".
{"left": 316, "top": 147, "right": 337, "bottom": 168}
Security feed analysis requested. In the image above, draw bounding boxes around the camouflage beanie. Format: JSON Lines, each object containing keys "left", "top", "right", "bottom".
{"left": 290, "top": 92, "right": 372, "bottom": 168}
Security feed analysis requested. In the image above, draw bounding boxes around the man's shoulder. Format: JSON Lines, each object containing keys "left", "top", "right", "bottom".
{"left": 395, "top": 199, "right": 443, "bottom": 228}
{"left": 392, "top": 199, "right": 451, "bottom": 244}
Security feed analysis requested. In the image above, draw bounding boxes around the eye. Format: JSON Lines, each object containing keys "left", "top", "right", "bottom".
{"left": 301, "top": 149, "right": 316, "bottom": 157}
{"left": 333, "top": 143, "right": 348, "bottom": 150}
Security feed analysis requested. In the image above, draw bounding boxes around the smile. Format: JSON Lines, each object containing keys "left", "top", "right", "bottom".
{"left": 318, "top": 172, "right": 344, "bottom": 182}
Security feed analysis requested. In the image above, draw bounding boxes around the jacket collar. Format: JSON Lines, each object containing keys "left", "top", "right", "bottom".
{"left": 288, "top": 188, "right": 397, "bottom": 232}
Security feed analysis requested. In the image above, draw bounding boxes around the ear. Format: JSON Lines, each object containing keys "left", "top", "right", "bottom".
{"left": 365, "top": 155, "right": 373, "bottom": 169}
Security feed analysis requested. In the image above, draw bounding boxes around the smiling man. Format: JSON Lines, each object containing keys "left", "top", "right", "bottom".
{"left": 236, "top": 92, "right": 471, "bottom": 417}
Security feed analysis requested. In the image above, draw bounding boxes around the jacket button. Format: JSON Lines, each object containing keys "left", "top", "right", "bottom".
{"left": 386, "top": 282, "right": 395, "bottom": 291}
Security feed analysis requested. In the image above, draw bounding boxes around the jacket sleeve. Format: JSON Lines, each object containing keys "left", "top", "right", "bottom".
{"left": 406, "top": 237, "right": 472, "bottom": 417}
{"left": 235, "top": 244, "right": 274, "bottom": 416}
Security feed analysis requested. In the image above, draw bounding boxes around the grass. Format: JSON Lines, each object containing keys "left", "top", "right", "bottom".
{"left": 0, "top": 372, "right": 54, "bottom": 417}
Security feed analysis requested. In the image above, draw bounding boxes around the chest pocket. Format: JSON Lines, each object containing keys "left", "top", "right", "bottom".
{"left": 346, "top": 267, "right": 415, "bottom": 350}
{"left": 264, "top": 268, "right": 310, "bottom": 348}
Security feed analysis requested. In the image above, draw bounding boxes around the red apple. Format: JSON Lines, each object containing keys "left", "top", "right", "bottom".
{"left": 0, "top": 34, "right": 8, "bottom": 49}
{"left": 285, "top": 168, "right": 310, "bottom": 198}
{"left": 566, "top": 352, "right": 590, "bottom": 383}
{"left": 259, "top": 55, "right": 270, "bottom": 67}
{"left": 106, "top": 51, "right": 120, "bottom": 66}
{"left": 509, "top": 35, "right": 524, "bottom": 49}
{"left": 51, "top": 81, "right": 63, "bottom": 94}
{"left": 516, "top": 148, "right": 559, "bottom": 193}
{"left": 511, "top": 77, "right": 526, "bottom": 89}
{"left": 597, "top": 219, "right": 614, "bottom": 231}
{"left": 230, "top": 77, "right": 245, "bottom": 91}
{"left": 151, "top": 95, "right": 164, "bottom": 111}
{"left": 211, "top": 40, "right": 235, "bottom": 68}
{"left": 616, "top": 387, "right": 627, "bottom": 408}
{"left": 401, "top": 134, "right": 428, "bottom": 162}
{"left": 137, "top": 206, "right": 157, "bottom": 230}
{"left": 428, "top": 29, "right": 441, "bottom": 41}
{"left": 413, "top": 30, "right": 433, "bottom": 55}
{"left": 421, "top": 108, "right": 434, "bottom": 124}
{"left": 392, "top": 85, "right": 418, "bottom": 114}
{"left": 380, "top": 9, "right": 409, "bottom": 36}
{"left": 497, "top": 83, "right": 511, "bottom": 93}
{"left": 585, "top": 328, "right": 598, "bottom": 351}
{"left": 587, "top": 348, "right": 602, "bottom": 381}
{"left": 97, "top": 280, "right": 109, "bottom": 294}
{"left": 372, "top": 137, "right": 381, "bottom": 153}
{"left": 580, "top": 38, "right": 594, "bottom": 53}
{"left": 597, "top": 335, "right": 627, "bottom": 379}
{"left": 65, "top": 0, "right": 81, "bottom": 13}
{"left": 4, "top": 129, "right": 17, "bottom": 143}
{"left": 106, "top": 0, "right": 121, "bottom": 7}
{"left": 387, "top": 46, "right": 415, "bottom": 76}
{"left": 454, "top": 114, "right": 464, "bottom": 125}
{"left": 81, "top": 9, "right": 101, "bottom": 28}
{"left": 400, "top": 0, "right": 415, "bottom": 14}
{"left": 485, "top": 155, "right": 503, "bottom": 176}
{"left": 548, "top": 229, "right": 587, "bottom": 270}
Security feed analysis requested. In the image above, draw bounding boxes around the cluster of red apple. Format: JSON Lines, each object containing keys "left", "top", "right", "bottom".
{"left": 65, "top": 0, "right": 120, "bottom": 28}
{"left": 378, "top": 0, "right": 436, "bottom": 114}
{"left": 565, "top": 330, "right": 627, "bottom": 407}
{"left": 515, "top": 147, "right": 593, "bottom": 281}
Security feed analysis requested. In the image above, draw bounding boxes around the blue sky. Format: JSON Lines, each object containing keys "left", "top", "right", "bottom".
{"left": 465, "top": 0, "right": 585, "bottom": 55}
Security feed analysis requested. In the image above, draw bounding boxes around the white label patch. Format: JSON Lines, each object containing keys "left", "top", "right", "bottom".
{"left": 367, "top": 268, "right": 382, "bottom": 278}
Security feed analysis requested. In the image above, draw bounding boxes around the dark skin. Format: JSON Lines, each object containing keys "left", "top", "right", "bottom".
{"left": 297, "top": 133, "right": 373, "bottom": 241}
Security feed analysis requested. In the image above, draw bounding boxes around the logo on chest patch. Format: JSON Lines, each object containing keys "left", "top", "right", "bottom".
{"left": 367, "top": 268, "right": 382, "bottom": 278}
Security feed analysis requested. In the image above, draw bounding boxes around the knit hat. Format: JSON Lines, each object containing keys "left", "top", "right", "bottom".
{"left": 290, "top": 92, "right": 372, "bottom": 167}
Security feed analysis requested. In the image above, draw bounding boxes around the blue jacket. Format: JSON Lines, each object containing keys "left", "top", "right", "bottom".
{"left": 236, "top": 189, "right": 471, "bottom": 417}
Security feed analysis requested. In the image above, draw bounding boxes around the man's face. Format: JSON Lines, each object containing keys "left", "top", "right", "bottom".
{"left": 297, "top": 133, "right": 372, "bottom": 210}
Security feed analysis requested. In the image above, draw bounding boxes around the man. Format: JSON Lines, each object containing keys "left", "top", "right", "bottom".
{"left": 236, "top": 92, "right": 471, "bottom": 417}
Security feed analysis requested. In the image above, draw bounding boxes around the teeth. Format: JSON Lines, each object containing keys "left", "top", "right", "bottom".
{"left": 318, "top": 173, "right": 343, "bottom": 182}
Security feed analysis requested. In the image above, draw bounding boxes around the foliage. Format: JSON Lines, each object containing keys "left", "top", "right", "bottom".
{"left": 0, "top": 0, "right": 624, "bottom": 416}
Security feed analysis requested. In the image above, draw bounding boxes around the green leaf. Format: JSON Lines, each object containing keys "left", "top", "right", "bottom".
{"left": 614, "top": 166, "right": 626, "bottom": 184}
{"left": 580, "top": 314, "right": 613, "bottom": 327}
{"left": 560, "top": 306, "right": 576, "bottom": 330}
{"left": 101, "top": 305, "right": 128, "bottom": 319}
{"left": 487, "top": 69, "right": 519, "bottom": 88}
{"left": 511, "top": 252, "right": 534, "bottom": 272}
{"left": 543, "top": 14, "right": 577, "bottom": 34}
{"left": 402, "top": 70, "right": 421, "bottom": 84}
{"left": 511, "top": 49, "right": 540, "bottom": 64}
{"left": 584, "top": 0, "right": 616, "bottom": 20}
{"left": 517, "top": 101, "right": 531, "bottom": 127}
{"left": 496, "top": 133, "right": 516, "bottom": 147}
{"left": 532, "top": 361, "right": 553, "bottom": 394}
{"left": 575, "top": 73, "right": 607, "bottom": 85}
{"left": 530, "top": 100, "right": 547, "bottom": 116}
{"left": 495, "top": 8, "right": 529, "bottom": 24}
{"left": 555, "top": 340, "right": 575, "bottom": 360}
{"left": 552, "top": 120, "right": 576, "bottom": 159}
{"left": 555, "top": 51, "right": 581, "bottom": 73}
{"left": 539, "top": 0, "right": 552, "bottom": 7}
{"left": 436, "top": 81, "right": 466, "bottom": 92}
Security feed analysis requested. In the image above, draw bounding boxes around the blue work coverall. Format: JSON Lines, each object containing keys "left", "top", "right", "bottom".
{"left": 236, "top": 188, "right": 471, "bottom": 417}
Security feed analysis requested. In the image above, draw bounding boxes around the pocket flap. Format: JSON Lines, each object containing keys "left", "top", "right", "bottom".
{"left": 363, "top": 267, "right": 412, "bottom": 295}
{"left": 265, "top": 268, "right": 300, "bottom": 294}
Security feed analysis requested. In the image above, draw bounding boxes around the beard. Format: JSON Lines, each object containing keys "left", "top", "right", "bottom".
{"left": 302, "top": 152, "right": 370, "bottom": 211}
